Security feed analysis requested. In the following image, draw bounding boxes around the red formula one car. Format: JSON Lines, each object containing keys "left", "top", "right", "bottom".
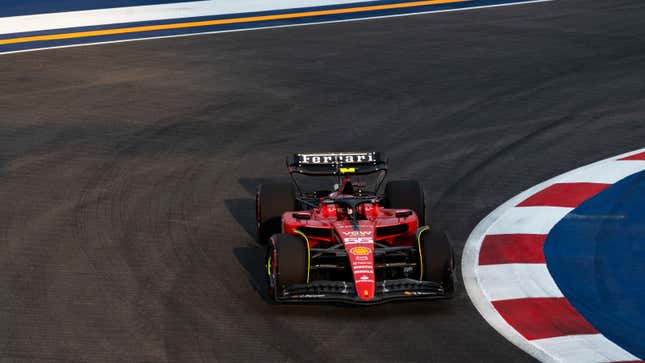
{"left": 256, "top": 152, "right": 455, "bottom": 304}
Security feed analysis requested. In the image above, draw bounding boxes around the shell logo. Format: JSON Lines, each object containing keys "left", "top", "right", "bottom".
{"left": 350, "top": 247, "right": 370, "bottom": 256}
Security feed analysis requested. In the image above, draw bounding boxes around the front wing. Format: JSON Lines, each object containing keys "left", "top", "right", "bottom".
{"left": 275, "top": 278, "right": 450, "bottom": 304}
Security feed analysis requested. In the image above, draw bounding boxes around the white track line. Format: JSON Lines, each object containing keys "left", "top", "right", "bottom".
{"left": 486, "top": 206, "right": 572, "bottom": 235}
{"left": 532, "top": 335, "right": 639, "bottom": 363}
{"left": 552, "top": 161, "right": 645, "bottom": 184}
{"left": 477, "top": 264, "right": 563, "bottom": 300}
{"left": 0, "top": 0, "right": 553, "bottom": 56}
{"left": 0, "top": 0, "right": 368, "bottom": 35}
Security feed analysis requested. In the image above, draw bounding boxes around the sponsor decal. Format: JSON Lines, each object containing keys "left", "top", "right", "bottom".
{"left": 292, "top": 294, "right": 326, "bottom": 298}
{"left": 344, "top": 237, "right": 373, "bottom": 244}
{"left": 403, "top": 291, "right": 430, "bottom": 296}
{"left": 353, "top": 261, "right": 372, "bottom": 266}
{"left": 298, "top": 152, "right": 375, "bottom": 165}
{"left": 355, "top": 256, "right": 368, "bottom": 261}
{"left": 342, "top": 230, "right": 373, "bottom": 236}
{"left": 350, "top": 246, "right": 370, "bottom": 256}
{"left": 354, "top": 269, "right": 374, "bottom": 274}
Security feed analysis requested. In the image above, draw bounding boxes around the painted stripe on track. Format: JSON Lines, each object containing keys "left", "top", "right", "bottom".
{"left": 0, "top": 0, "right": 552, "bottom": 55}
{"left": 551, "top": 161, "right": 645, "bottom": 184}
{"left": 532, "top": 335, "right": 643, "bottom": 363}
{"left": 620, "top": 151, "right": 645, "bottom": 161}
{"left": 493, "top": 297, "right": 598, "bottom": 340}
{"left": 0, "top": 0, "right": 369, "bottom": 34}
{"left": 477, "top": 264, "right": 562, "bottom": 300}
{"left": 0, "top": 0, "right": 466, "bottom": 45}
{"left": 479, "top": 234, "right": 547, "bottom": 265}
{"left": 0, "top": 0, "right": 198, "bottom": 18}
{"left": 516, "top": 182, "right": 610, "bottom": 208}
{"left": 486, "top": 206, "right": 572, "bottom": 235}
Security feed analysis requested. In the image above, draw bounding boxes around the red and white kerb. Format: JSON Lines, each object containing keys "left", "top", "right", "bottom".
{"left": 463, "top": 149, "right": 645, "bottom": 363}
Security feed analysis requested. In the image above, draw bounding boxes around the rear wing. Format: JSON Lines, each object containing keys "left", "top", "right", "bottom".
{"left": 287, "top": 152, "right": 387, "bottom": 176}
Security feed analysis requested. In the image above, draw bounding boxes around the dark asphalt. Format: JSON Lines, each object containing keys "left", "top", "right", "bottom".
{"left": 1, "top": 0, "right": 644, "bottom": 361}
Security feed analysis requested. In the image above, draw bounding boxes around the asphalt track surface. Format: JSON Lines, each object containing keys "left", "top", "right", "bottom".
{"left": 1, "top": 0, "right": 644, "bottom": 361}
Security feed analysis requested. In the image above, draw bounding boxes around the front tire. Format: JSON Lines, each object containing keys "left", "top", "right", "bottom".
{"left": 418, "top": 228, "right": 455, "bottom": 295}
{"left": 266, "top": 233, "right": 309, "bottom": 300}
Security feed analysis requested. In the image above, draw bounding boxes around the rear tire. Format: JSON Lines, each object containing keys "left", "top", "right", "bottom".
{"left": 418, "top": 228, "right": 455, "bottom": 295}
{"left": 266, "top": 234, "right": 308, "bottom": 300}
{"left": 256, "top": 182, "right": 296, "bottom": 244}
{"left": 384, "top": 180, "right": 426, "bottom": 224}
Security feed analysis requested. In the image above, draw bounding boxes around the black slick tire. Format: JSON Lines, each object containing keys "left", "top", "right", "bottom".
{"left": 418, "top": 228, "right": 455, "bottom": 295}
{"left": 256, "top": 182, "right": 296, "bottom": 244}
{"left": 266, "top": 233, "right": 308, "bottom": 300}
{"left": 384, "top": 180, "right": 426, "bottom": 224}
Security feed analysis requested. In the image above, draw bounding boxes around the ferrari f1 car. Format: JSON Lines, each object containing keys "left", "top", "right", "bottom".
{"left": 256, "top": 152, "right": 455, "bottom": 304}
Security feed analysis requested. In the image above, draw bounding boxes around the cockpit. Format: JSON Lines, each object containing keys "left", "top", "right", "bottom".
{"left": 318, "top": 178, "right": 379, "bottom": 220}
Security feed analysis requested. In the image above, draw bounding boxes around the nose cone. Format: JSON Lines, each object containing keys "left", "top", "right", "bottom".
{"left": 354, "top": 275, "right": 375, "bottom": 301}
{"left": 334, "top": 221, "right": 376, "bottom": 301}
{"left": 348, "top": 244, "right": 376, "bottom": 301}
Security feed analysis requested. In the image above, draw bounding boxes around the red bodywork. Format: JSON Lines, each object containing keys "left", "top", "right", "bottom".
{"left": 282, "top": 192, "right": 418, "bottom": 302}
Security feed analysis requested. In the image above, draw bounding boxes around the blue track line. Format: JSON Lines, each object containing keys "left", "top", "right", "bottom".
{"left": 0, "top": 0, "right": 197, "bottom": 17}
{"left": 0, "top": 0, "right": 549, "bottom": 54}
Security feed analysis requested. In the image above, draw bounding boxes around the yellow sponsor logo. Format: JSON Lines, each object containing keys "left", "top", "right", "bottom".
{"left": 340, "top": 167, "right": 356, "bottom": 174}
{"left": 350, "top": 247, "right": 370, "bottom": 256}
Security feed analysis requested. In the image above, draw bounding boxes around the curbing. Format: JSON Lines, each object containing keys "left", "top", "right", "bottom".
{"left": 462, "top": 148, "right": 645, "bottom": 363}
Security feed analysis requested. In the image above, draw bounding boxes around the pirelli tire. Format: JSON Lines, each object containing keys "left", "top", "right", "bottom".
{"left": 256, "top": 182, "right": 297, "bottom": 244}
{"left": 266, "top": 233, "right": 309, "bottom": 300}
{"left": 418, "top": 228, "right": 455, "bottom": 296}
{"left": 384, "top": 180, "right": 426, "bottom": 225}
